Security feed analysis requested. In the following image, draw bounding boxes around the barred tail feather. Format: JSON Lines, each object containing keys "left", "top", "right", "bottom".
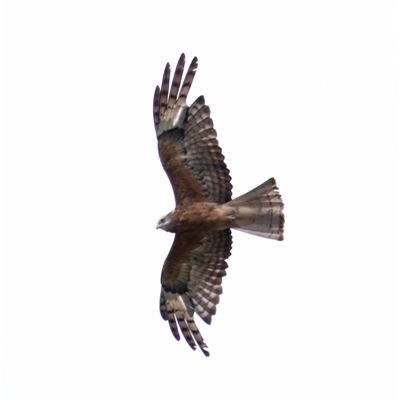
{"left": 226, "top": 178, "right": 284, "bottom": 240}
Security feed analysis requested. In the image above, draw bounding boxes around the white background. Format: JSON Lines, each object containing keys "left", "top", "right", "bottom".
{"left": 2, "top": 1, "right": 399, "bottom": 399}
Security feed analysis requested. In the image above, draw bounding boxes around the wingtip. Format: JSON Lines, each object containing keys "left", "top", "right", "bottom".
{"left": 192, "top": 342, "right": 210, "bottom": 357}
{"left": 178, "top": 53, "right": 197, "bottom": 63}
{"left": 190, "top": 56, "right": 198, "bottom": 71}
{"left": 200, "top": 346, "right": 210, "bottom": 357}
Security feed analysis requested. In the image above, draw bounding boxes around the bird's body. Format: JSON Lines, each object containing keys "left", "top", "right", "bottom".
{"left": 153, "top": 54, "right": 284, "bottom": 356}
{"left": 158, "top": 202, "right": 234, "bottom": 233}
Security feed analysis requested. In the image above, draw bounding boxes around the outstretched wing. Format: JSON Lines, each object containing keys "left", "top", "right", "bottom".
{"left": 160, "top": 229, "right": 232, "bottom": 356}
{"left": 153, "top": 53, "right": 232, "bottom": 205}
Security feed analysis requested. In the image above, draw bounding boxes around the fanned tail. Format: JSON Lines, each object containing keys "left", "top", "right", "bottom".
{"left": 226, "top": 178, "right": 284, "bottom": 240}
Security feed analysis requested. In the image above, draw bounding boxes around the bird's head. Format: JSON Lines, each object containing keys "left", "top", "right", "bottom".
{"left": 156, "top": 211, "right": 176, "bottom": 232}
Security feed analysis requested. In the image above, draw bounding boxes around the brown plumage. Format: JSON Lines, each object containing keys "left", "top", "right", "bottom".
{"left": 153, "top": 54, "right": 284, "bottom": 356}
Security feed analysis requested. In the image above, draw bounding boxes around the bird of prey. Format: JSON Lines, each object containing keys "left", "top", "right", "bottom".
{"left": 153, "top": 54, "right": 284, "bottom": 356}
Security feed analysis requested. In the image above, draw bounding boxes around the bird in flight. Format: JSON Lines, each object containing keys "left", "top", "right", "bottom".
{"left": 153, "top": 54, "right": 284, "bottom": 356}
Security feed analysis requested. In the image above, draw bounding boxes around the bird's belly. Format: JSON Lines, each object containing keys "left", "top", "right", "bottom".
{"left": 175, "top": 203, "right": 234, "bottom": 232}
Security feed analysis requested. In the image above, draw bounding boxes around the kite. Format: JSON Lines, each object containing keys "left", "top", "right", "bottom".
{"left": 153, "top": 54, "right": 284, "bottom": 356}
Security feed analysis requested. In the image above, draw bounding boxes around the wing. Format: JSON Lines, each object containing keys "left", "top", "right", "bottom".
{"left": 160, "top": 229, "right": 232, "bottom": 356}
{"left": 153, "top": 54, "right": 232, "bottom": 205}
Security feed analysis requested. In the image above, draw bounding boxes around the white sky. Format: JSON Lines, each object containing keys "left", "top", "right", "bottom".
{"left": 2, "top": 1, "right": 399, "bottom": 399}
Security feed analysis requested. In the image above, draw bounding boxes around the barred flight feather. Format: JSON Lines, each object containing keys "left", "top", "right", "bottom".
{"left": 160, "top": 290, "right": 210, "bottom": 356}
